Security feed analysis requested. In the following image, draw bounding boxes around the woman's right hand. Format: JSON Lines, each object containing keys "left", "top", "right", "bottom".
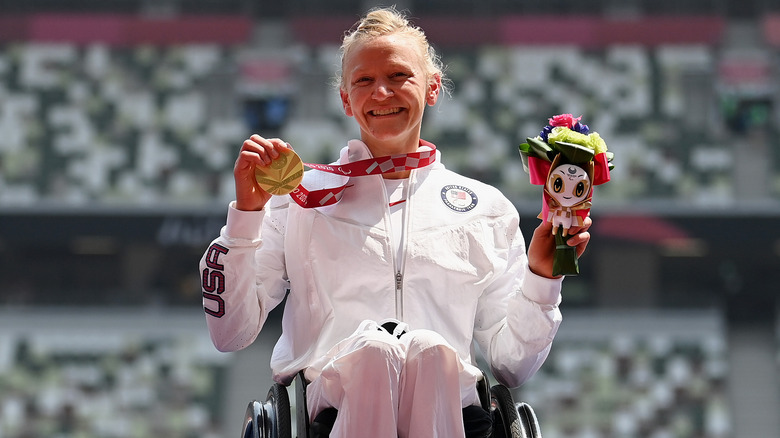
{"left": 234, "top": 135, "right": 290, "bottom": 211}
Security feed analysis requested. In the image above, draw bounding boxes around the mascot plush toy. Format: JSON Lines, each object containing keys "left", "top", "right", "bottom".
{"left": 519, "top": 114, "right": 614, "bottom": 276}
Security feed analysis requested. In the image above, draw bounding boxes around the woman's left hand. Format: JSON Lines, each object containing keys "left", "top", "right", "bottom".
{"left": 527, "top": 217, "right": 592, "bottom": 279}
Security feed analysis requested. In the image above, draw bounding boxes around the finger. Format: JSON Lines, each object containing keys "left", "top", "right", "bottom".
{"left": 580, "top": 215, "right": 593, "bottom": 230}
{"left": 567, "top": 230, "right": 589, "bottom": 246}
{"left": 262, "top": 137, "right": 294, "bottom": 160}
{"left": 236, "top": 149, "right": 264, "bottom": 171}
{"left": 568, "top": 231, "right": 590, "bottom": 258}
{"left": 243, "top": 136, "right": 282, "bottom": 166}
{"left": 566, "top": 216, "right": 592, "bottom": 236}
{"left": 238, "top": 141, "right": 267, "bottom": 168}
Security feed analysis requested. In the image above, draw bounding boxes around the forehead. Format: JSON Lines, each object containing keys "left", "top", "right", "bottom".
{"left": 343, "top": 34, "right": 426, "bottom": 72}
{"left": 552, "top": 164, "right": 589, "bottom": 178}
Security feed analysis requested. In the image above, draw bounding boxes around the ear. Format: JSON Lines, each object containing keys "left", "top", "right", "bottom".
{"left": 426, "top": 73, "right": 442, "bottom": 106}
{"left": 340, "top": 88, "right": 353, "bottom": 117}
{"left": 550, "top": 152, "right": 563, "bottom": 169}
{"left": 585, "top": 161, "right": 595, "bottom": 183}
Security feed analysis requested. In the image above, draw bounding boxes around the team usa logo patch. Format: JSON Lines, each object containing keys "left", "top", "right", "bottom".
{"left": 441, "top": 185, "right": 478, "bottom": 212}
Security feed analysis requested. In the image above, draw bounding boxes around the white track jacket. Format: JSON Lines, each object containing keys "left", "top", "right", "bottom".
{"left": 200, "top": 140, "right": 563, "bottom": 388}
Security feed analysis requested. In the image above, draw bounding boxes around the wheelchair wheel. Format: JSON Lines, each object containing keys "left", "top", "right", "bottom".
{"left": 516, "top": 402, "right": 541, "bottom": 438}
{"left": 242, "top": 383, "right": 292, "bottom": 438}
{"left": 294, "top": 371, "right": 310, "bottom": 438}
{"left": 490, "top": 385, "right": 524, "bottom": 438}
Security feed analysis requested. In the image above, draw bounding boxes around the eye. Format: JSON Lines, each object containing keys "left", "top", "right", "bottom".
{"left": 574, "top": 181, "right": 589, "bottom": 197}
{"left": 353, "top": 76, "right": 372, "bottom": 85}
{"left": 552, "top": 175, "right": 563, "bottom": 193}
{"left": 574, "top": 181, "right": 585, "bottom": 197}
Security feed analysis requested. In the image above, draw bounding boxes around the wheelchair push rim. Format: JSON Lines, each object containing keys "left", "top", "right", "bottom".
{"left": 243, "top": 384, "right": 292, "bottom": 438}
{"left": 491, "top": 384, "right": 538, "bottom": 438}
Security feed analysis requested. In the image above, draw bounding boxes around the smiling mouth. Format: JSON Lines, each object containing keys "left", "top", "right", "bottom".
{"left": 371, "top": 107, "right": 402, "bottom": 116}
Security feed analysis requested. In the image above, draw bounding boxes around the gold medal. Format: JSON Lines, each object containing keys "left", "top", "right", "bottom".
{"left": 254, "top": 147, "right": 304, "bottom": 195}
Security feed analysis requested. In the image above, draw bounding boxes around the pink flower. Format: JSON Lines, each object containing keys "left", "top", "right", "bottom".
{"left": 548, "top": 114, "right": 581, "bottom": 129}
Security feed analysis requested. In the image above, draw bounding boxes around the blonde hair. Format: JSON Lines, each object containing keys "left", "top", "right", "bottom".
{"left": 338, "top": 7, "right": 445, "bottom": 90}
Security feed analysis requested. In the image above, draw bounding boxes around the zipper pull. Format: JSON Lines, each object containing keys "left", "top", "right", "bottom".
{"left": 394, "top": 271, "right": 404, "bottom": 320}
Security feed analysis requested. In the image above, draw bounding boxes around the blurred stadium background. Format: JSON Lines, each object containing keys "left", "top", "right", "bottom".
{"left": 1, "top": 0, "right": 779, "bottom": 437}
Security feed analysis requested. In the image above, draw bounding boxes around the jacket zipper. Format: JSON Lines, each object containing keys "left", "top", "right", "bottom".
{"left": 388, "top": 171, "right": 413, "bottom": 321}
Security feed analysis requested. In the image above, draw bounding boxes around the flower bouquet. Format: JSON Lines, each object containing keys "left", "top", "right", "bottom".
{"left": 518, "top": 114, "right": 614, "bottom": 276}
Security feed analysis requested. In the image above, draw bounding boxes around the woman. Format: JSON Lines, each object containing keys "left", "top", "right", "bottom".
{"left": 200, "top": 7, "right": 591, "bottom": 438}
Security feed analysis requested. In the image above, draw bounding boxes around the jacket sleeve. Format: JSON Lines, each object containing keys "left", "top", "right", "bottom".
{"left": 199, "top": 201, "right": 290, "bottom": 352}
{"left": 472, "top": 212, "right": 563, "bottom": 388}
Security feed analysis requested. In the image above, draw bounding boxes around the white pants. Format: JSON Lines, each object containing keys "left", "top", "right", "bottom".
{"left": 304, "top": 320, "right": 482, "bottom": 438}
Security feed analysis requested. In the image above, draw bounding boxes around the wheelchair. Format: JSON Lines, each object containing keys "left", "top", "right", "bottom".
{"left": 242, "top": 369, "right": 542, "bottom": 438}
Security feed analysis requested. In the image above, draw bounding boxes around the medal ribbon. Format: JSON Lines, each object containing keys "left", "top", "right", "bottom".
{"left": 289, "top": 142, "right": 437, "bottom": 208}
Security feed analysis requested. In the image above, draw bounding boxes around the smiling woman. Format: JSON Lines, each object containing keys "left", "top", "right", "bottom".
{"left": 338, "top": 32, "right": 442, "bottom": 164}
{"left": 200, "top": 6, "right": 594, "bottom": 438}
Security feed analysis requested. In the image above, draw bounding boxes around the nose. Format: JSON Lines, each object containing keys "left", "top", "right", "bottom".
{"left": 372, "top": 80, "right": 393, "bottom": 100}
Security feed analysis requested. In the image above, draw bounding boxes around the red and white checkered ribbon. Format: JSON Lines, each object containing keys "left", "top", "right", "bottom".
{"left": 289, "top": 141, "right": 437, "bottom": 208}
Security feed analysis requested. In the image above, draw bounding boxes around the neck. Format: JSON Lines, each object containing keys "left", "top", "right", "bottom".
{"left": 358, "top": 136, "right": 433, "bottom": 180}
{"left": 362, "top": 132, "right": 421, "bottom": 159}
{"left": 372, "top": 138, "right": 418, "bottom": 179}
{"left": 383, "top": 170, "right": 411, "bottom": 179}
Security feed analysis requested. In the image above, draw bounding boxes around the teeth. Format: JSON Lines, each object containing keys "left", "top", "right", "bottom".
{"left": 373, "top": 108, "right": 400, "bottom": 116}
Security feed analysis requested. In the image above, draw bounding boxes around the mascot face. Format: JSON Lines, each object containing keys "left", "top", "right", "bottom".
{"left": 546, "top": 163, "right": 591, "bottom": 207}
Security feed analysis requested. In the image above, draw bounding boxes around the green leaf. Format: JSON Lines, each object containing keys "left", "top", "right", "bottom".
{"left": 519, "top": 142, "right": 531, "bottom": 153}
{"left": 554, "top": 141, "right": 595, "bottom": 164}
{"left": 518, "top": 144, "right": 531, "bottom": 173}
{"left": 526, "top": 137, "right": 554, "bottom": 162}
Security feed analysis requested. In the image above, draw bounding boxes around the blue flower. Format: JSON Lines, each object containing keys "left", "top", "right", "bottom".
{"left": 573, "top": 122, "right": 589, "bottom": 135}
{"left": 540, "top": 125, "right": 554, "bottom": 142}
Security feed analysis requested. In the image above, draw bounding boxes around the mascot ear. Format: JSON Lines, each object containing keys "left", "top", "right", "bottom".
{"left": 544, "top": 153, "right": 563, "bottom": 182}
{"left": 585, "top": 160, "right": 595, "bottom": 185}
{"left": 549, "top": 153, "right": 563, "bottom": 171}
